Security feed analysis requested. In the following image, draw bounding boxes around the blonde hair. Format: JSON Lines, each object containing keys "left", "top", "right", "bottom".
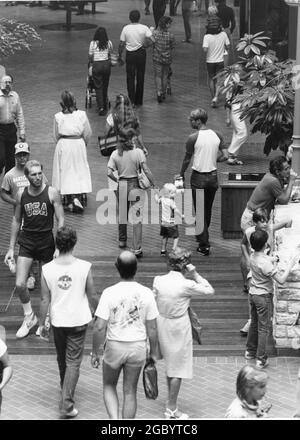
{"left": 162, "top": 183, "right": 176, "bottom": 197}
{"left": 236, "top": 365, "right": 268, "bottom": 402}
{"left": 208, "top": 5, "right": 218, "bottom": 15}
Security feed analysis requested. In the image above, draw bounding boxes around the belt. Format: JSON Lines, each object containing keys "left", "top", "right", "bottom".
{"left": 126, "top": 47, "right": 145, "bottom": 53}
{"left": 59, "top": 135, "right": 82, "bottom": 139}
{"left": 192, "top": 169, "right": 217, "bottom": 175}
{"left": 119, "top": 176, "right": 138, "bottom": 181}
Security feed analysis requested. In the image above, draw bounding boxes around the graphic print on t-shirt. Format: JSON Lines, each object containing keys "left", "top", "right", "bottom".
{"left": 58, "top": 275, "right": 72, "bottom": 290}
{"left": 111, "top": 295, "right": 143, "bottom": 329}
{"left": 24, "top": 202, "right": 48, "bottom": 217}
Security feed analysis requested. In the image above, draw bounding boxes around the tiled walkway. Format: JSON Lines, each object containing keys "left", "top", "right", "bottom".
{"left": 0, "top": 1, "right": 299, "bottom": 421}
{"left": 1, "top": 355, "right": 299, "bottom": 420}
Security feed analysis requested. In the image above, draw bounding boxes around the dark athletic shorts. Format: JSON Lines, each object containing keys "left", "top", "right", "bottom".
{"left": 160, "top": 225, "right": 179, "bottom": 239}
{"left": 18, "top": 230, "right": 55, "bottom": 262}
{"left": 206, "top": 62, "right": 224, "bottom": 79}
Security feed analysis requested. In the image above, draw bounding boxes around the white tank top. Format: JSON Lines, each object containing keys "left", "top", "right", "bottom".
{"left": 42, "top": 258, "right": 92, "bottom": 327}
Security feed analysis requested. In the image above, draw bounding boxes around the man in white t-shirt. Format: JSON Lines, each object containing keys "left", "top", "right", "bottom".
{"left": 91, "top": 251, "right": 158, "bottom": 419}
{"left": 118, "top": 10, "right": 153, "bottom": 106}
{"left": 202, "top": 29, "right": 230, "bottom": 107}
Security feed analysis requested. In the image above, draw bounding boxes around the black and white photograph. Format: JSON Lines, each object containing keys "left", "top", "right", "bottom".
{"left": 0, "top": 0, "right": 300, "bottom": 425}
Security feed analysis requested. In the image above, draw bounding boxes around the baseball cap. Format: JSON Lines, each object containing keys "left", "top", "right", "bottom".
{"left": 15, "top": 142, "right": 30, "bottom": 155}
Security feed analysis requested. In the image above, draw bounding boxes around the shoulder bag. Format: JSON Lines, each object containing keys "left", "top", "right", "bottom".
{"left": 137, "top": 162, "right": 151, "bottom": 190}
{"left": 98, "top": 114, "right": 118, "bottom": 157}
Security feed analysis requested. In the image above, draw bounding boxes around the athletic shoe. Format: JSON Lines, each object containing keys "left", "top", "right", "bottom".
{"left": 196, "top": 247, "right": 210, "bottom": 256}
{"left": 161, "top": 250, "right": 166, "bottom": 256}
{"left": 16, "top": 312, "right": 38, "bottom": 339}
{"left": 26, "top": 275, "right": 36, "bottom": 291}
{"left": 256, "top": 358, "right": 269, "bottom": 369}
{"left": 240, "top": 319, "right": 251, "bottom": 336}
{"left": 134, "top": 248, "right": 143, "bottom": 258}
{"left": 244, "top": 350, "right": 256, "bottom": 360}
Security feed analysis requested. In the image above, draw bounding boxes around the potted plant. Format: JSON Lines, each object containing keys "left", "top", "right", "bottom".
{"left": 218, "top": 32, "right": 295, "bottom": 155}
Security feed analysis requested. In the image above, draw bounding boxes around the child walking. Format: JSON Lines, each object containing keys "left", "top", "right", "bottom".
{"left": 155, "top": 183, "right": 184, "bottom": 255}
{"left": 245, "top": 229, "right": 297, "bottom": 369}
{"left": 226, "top": 365, "right": 271, "bottom": 418}
{"left": 240, "top": 208, "right": 292, "bottom": 336}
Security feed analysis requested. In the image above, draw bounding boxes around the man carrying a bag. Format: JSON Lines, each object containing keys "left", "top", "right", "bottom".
{"left": 91, "top": 251, "right": 158, "bottom": 419}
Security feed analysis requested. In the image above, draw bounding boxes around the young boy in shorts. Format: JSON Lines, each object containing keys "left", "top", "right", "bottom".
{"left": 155, "top": 183, "right": 184, "bottom": 255}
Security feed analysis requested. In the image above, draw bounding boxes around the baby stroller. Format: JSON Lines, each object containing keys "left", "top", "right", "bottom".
{"left": 85, "top": 64, "right": 96, "bottom": 109}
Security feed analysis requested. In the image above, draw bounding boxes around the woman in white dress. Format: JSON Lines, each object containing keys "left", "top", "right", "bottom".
{"left": 52, "top": 91, "right": 92, "bottom": 212}
{"left": 153, "top": 247, "right": 214, "bottom": 419}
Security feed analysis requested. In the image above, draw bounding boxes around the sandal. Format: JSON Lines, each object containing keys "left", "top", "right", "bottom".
{"left": 227, "top": 158, "right": 244, "bottom": 165}
{"left": 165, "top": 408, "right": 189, "bottom": 419}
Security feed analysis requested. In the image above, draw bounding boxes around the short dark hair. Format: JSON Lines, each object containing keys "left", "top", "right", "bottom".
{"left": 129, "top": 10, "right": 140, "bottom": 23}
{"left": 252, "top": 208, "right": 269, "bottom": 224}
{"left": 249, "top": 229, "right": 269, "bottom": 252}
{"left": 115, "top": 252, "right": 137, "bottom": 279}
{"left": 158, "top": 15, "right": 172, "bottom": 30}
{"left": 55, "top": 226, "right": 77, "bottom": 254}
{"left": 269, "top": 156, "right": 288, "bottom": 177}
{"left": 189, "top": 108, "right": 208, "bottom": 125}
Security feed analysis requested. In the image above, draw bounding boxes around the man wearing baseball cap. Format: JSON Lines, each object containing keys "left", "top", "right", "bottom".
{"left": 1, "top": 143, "right": 31, "bottom": 206}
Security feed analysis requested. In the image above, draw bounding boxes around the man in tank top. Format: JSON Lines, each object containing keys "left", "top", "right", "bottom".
{"left": 179, "top": 108, "right": 228, "bottom": 256}
{"left": 4, "top": 160, "right": 64, "bottom": 339}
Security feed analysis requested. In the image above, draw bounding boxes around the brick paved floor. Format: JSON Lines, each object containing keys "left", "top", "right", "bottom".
{"left": 1, "top": 354, "right": 299, "bottom": 420}
{"left": 0, "top": 1, "right": 299, "bottom": 421}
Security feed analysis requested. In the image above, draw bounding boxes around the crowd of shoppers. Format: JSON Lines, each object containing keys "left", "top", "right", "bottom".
{"left": 2, "top": 0, "right": 300, "bottom": 422}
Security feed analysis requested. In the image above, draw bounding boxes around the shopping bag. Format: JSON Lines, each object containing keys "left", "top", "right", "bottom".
{"left": 188, "top": 306, "right": 202, "bottom": 345}
{"left": 142, "top": 358, "right": 158, "bottom": 400}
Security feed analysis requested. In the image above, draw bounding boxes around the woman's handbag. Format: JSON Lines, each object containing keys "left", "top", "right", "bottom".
{"left": 143, "top": 358, "right": 158, "bottom": 400}
{"left": 98, "top": 114, "right": 118, "bottom": 157}
{"left": 137, "top": 164, "right": 151, "bottom": 190}
{"left": 188, "top": 306, "right": 202, "bottom": 345}
{"left": 98, "top": 133, "right": 118, "bottom": 157}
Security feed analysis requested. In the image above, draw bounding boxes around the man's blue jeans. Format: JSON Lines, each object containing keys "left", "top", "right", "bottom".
{"left": 52, "top": 324, "right": 87, "bottom": 414}
{"left": 191, "top": 170, "right": 218, "bottom": 250}
{"left": 246, "top": 294, "right": 271, "bottom": 362}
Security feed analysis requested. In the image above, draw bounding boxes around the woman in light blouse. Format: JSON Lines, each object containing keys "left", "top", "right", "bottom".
{"left": 88, "top": 27, "right": 113, "bottom": 115}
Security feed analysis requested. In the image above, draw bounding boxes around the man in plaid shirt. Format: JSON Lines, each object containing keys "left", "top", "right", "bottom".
{"left": 151, "top": 16, "right": 175, "bottom": 103}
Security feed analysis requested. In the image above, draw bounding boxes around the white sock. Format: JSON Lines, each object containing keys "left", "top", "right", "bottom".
{"left": 23, "top": 302, "right": 33, "bottom": 316}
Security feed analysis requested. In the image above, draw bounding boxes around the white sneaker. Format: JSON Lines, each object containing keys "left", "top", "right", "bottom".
{"left": 26, "top": 275, "right": 36, "bottom": 291}
{"left": 256, "top": 358, "right": 269, "bottom": 369}
{"left": 16, "top": 313, "right": 38, "bottom": 339}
